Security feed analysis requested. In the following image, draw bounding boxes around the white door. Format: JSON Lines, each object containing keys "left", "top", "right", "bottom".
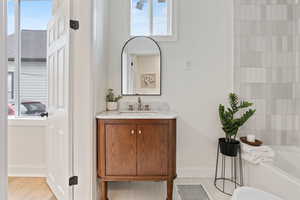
{"left": 46, "top": 1, "right": 72, "bottom": 200}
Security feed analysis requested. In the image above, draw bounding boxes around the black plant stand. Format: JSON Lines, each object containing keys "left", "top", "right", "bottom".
{"left": 214, "top": 138, "right": 244, "bottom": 196}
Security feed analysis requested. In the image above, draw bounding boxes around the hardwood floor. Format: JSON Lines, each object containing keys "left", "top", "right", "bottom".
{"left": 8, "top": 177, "right": 57, "bottom": 200}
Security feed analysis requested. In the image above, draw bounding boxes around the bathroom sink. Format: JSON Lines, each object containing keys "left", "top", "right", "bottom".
{"left": 96, "top": 111, "right": 177, "bottom": 119}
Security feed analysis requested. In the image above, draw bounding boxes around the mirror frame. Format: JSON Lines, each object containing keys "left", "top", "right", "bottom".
{"left": 121, "top": 36, "right": 162, "bottom": 96}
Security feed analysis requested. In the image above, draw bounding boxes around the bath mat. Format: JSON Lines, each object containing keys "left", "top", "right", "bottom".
{"left": 177, "top": 185, "right": 210, "bottom": 200}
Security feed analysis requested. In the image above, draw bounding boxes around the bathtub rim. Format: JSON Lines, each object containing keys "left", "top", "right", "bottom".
{"left": 260, "top": 161, "right": 300, "bottom": 188}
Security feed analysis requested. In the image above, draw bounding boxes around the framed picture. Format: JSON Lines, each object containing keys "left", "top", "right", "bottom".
{"left": 141, "top": 73, "right": 156, "bottom": 89}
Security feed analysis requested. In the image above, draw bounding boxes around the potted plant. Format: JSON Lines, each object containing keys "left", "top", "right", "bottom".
{"left": 106, "top": 89, "right": 122, "bottom": 111}
{"left": 218, "top": 93, "right": 256, "bottom": 156}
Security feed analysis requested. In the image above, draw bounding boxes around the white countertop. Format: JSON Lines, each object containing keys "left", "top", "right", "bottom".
{"left": 96, "top": 111, "right": 177, "bottom": 119}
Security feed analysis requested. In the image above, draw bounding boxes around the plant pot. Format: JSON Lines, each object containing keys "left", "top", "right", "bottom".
{"left": 219, "top": 138, "right": 240, "bottom": 157}
{"left": 107, "top": 102, "right": 118, "bottom": 111}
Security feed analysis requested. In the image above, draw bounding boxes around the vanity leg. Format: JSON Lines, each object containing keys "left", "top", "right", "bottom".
{"left": 100, "top": 181, "right": 108, "bottom": 200}
{"left": 166, "top": 179, "right": 174, "bottom": 200}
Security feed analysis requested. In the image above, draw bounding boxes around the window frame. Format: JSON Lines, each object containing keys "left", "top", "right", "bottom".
{"left": 10, "top": 0, "right": 21, "bottom": 117}
{"left": 7, "top": 0, "right": 50, "bottom": 119}
{"left": 129, "top": 0, "right": 177, "bottom": 41}
{"left": 7, "top": 71, "right": 14, "bottom": 100}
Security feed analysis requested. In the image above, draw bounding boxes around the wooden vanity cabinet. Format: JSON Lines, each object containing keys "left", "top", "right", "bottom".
{"left": 97, "top": 119, "right": 176, "bottom": 200}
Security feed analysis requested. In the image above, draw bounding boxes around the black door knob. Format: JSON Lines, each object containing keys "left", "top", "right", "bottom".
{"left": 40, "top": 112, "right": 49, "bottom": 118}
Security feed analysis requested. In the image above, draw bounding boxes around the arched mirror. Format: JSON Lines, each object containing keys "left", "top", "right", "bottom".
{"left": 121, "top": 36, "right": 161, "bottom": 96}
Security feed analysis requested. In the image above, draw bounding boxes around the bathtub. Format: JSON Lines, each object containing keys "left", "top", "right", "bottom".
{"left": 244, "top": 145, "right": 300, "bottom": 200}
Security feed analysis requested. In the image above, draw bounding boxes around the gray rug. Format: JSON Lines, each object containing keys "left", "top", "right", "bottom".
{"left": 177, "top": 185, "right": 210, "bottom": 200}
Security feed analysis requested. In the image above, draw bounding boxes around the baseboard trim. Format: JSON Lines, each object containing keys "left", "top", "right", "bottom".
{"left": 177, "top": 167, "right": 215, "bottom": 178}
{"left": 8, "top": 165, "right": 46, "bottom": 177}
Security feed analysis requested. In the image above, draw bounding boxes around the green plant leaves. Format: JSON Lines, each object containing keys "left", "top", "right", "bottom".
{"left": 106, "top": 88, "right": 123, "bottom": 102}
{"left": 238, "top": 101, "right": 253, "bottom": 109}
{"left": 218, "top": 93, "right": 256, "bottom": 140}
{"left": 237, "top": 109, "right": 256, "bottom": 127}
{"left": 229, "top": 93, "right": 239, "bottom": 113}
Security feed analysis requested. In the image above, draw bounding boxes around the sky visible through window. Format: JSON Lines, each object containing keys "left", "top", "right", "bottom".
{"left": 7, "top": 0, "right": 52, "bottom": 116}
{"left": 131, "top": 0, "right": 168, "bottom": 36}
{"left": 132, "top": 0, "right": 150, "bottom": 35}
{"left": 7, "top": 0, "right": 53, "bottom": 35}
{"left": 8, "top": 0, "right": 167, "bottom": 36}
{"left": 153, "top": 0, "right": 168, "bottom": 35}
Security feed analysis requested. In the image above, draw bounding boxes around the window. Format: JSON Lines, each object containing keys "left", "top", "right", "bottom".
{"left": 8, "top": 72, "right": 14, "bottom": 101}
{"left": 7, "top": 0, "right": 53, "bottom": 117}
{"left": 130, "top": 0, "right": 175, "bottom": 38}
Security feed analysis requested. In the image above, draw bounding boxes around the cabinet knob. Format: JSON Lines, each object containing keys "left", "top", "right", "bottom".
{"left": 138, "top": 130, "right": 142, "bottom": 135}
{"left": 131, "top": 130, "right": 135, "bottom": 135}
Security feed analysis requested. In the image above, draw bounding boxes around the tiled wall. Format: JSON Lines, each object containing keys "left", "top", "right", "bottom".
{"left": 234, "top": 0, "right": 300, "bottom": 145}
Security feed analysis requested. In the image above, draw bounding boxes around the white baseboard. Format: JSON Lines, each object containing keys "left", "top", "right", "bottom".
{"left": 177, "top": 167, "right": 215, "bottom": 178}
{"left": 8, "top": 165, "right": 46, "bottom": 177}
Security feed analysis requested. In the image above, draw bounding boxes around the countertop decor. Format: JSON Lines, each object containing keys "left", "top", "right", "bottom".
{"left": 106, "top": 88, "right": 122, "bottom": 111}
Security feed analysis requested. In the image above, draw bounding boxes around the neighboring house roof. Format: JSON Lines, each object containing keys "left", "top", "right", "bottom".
{"left": 7, "top": 30, "right": 47, "bottom": 61}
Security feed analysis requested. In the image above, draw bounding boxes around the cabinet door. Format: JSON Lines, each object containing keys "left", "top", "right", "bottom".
{"left": 106, "top": 124, "right": 137, "bottom": 176}
{"left": 137, "top": 124, "right": 168, "bottom": 176}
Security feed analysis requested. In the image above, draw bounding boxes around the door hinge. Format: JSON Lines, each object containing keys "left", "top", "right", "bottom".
{"left": 69, "top": 176, "right": 78, "bottom": 186}
{"left": 70, "top": 20, "right": 79, "bottom": 30}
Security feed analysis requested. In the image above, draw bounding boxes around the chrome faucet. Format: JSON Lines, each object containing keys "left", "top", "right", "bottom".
{"left": 137, "top": 97, "right": 142, "bottom": 111}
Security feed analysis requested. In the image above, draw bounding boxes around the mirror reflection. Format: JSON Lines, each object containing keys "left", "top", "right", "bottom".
{"left": 122, "top": 37, "right": 161, "bottom": 96}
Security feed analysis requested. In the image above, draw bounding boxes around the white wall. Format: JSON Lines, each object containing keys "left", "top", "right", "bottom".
{"left": 92, "top": 0, "right": 108, "bottom": 199}
{"left": 72, "top": 0, "right": 108, "bottom": 199}
{"left": 107, "top": 0, "right": 234, "bottom": 177}
{"left": 8, "top": 120, "right": 47, "bottom": 177}
{"left": 93, "top": 0, "right": 108, "bottom": 115}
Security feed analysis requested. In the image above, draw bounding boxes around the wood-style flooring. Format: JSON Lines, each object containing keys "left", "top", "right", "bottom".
{"left": 8, "top": 177, "right": 229, "bottom": 200}
{"left": 8, "top": 177, "right": 57, "bottom": 200}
